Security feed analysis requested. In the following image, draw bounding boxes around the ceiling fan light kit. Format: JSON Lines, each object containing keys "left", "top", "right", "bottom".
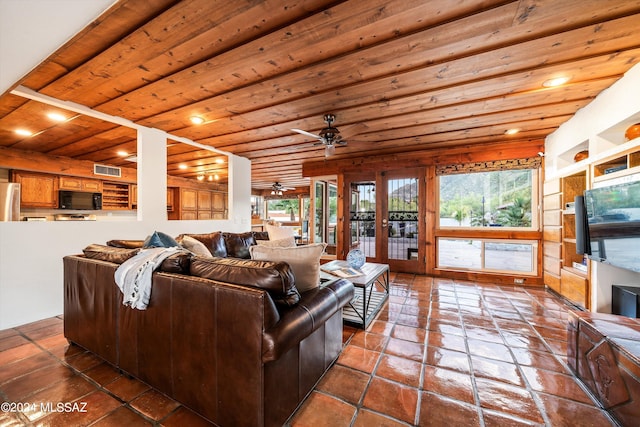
{"left": 271, "top": 182, "right": 290, "bottom": 195}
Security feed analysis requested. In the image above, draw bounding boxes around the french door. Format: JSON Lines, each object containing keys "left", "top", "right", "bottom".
{"left": 347, "top": 169, "right": 425, "bottom": 274}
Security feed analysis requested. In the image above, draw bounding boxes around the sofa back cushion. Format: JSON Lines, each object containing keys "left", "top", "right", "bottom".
{"left": 249, "top": 243, "right": 327, "bottom": 292}
{"left": 106, "top": 239, "right": 145, "bottom": 249}
{"left": 190, "top": 257, "right": 300, "bottom": 307}
{"left": 253, "top": 231, "right": 269, "bottom": 241}
{"left": 83, "top": 244, "right": 140, "bottom": 264}
{"left": 177, "top": 232, "right": 227, "bottom": 257}
{"left": 223, "top": 232, "right": 256, "bottom": 259}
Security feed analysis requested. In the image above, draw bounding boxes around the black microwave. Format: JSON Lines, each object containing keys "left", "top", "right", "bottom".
{"left": 59, "top": 190, "right": 102, "bottom": 210}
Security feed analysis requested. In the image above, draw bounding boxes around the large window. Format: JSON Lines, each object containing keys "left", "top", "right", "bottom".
{"left": 267, "top": 198, "right": 300, "bottom": 222}
{"left": 438, "top": 239, "right": 538, "bottom": 274}
{"left": 437, "top": 162, "right": 540, "bottom": 275}
{"left": 439, "top": 169, "right": 536, "bottom": 229}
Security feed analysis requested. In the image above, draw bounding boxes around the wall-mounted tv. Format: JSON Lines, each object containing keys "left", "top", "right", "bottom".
{"left": 583, "top": 177, "right": 640, "bottom": 273}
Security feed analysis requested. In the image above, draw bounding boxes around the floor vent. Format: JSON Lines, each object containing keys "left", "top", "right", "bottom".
{"left": 94, "top": 164, "right": 122, "bottom": 178}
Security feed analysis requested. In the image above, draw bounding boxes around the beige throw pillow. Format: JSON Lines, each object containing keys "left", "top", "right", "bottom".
{"left": 249, "top": 243, "right": 327, "bottom": 292}
{"left": 256, "top": 236, "right": 296, "bottom": 248}
{"left": 266, "top": 223, "right": 296, "bottom": 241}
{"left": 180, "top": 235, "right": 213, "bottom": 257}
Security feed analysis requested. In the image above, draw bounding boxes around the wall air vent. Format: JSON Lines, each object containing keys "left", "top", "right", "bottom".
{"left": 93, "top": 164, "right": 122, "bottom": 178}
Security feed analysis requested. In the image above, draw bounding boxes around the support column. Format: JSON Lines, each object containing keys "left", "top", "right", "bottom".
{"left": 137, "top": 127, "right": 167, "bottom": 223}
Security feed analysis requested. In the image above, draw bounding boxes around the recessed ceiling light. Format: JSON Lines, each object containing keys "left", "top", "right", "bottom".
{"left": 542, "top": 76, "right": 570, "bottom": 87}
{"left": 15, "top": 129, "right": 33, "bottom": 136}
{"left": 179, "top": 164, "right": 188, "bottom": 170}
{"left": 117, "top": 150, "right": 129, "bottom": 157}
{"left": 190, "top": 116, "right": 204, "bottom": 125}
{"left": 505, "top": 128, "right": 520, "bottom": 135}
{"left": 215, "top": 158, "right": 225, "bottom": 164}
{"left": 47, "top": 112, "right": 67, "bottom": 122}
{"left": 197, "top": 174, "right": 205, "bottom": 181}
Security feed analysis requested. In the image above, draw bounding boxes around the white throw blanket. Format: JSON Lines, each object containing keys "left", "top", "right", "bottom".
{"left": 115, "top": 247, "right": 184, "bottom": 310}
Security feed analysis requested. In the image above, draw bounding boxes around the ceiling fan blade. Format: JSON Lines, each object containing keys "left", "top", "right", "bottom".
{"left": 339, "top": 123, "right": 369, "bottom": 139}
{"left": 292, "top": 128, "right": 323, "bottom": 140}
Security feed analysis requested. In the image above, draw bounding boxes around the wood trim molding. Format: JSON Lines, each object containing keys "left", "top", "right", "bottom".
{"left": 302, "top": 140, "right": 544, "bottom": 178}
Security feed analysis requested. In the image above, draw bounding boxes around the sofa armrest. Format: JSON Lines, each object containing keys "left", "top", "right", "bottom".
{"left": 262, "top": 278, "right": 354, "bottom": 362}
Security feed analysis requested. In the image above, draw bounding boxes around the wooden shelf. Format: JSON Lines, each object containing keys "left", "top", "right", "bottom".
{"left": 102, "top": 182, "right": 130, "bottom": 210}
{"left": 543, "top": 170, "right": 589, "bottom": 309}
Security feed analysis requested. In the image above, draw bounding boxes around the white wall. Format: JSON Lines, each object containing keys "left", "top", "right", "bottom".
{"left": 545, "top": 62, "right": 640, "bottom": 313}
{"left": 0, "top": 0, "right": 115, "bottom": 95}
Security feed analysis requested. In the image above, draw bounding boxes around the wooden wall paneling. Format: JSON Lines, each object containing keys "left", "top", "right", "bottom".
{"left": 543, "top": 227, "right": 562, "bottom": 243}
{"left": 543, "top": 193, "right": 562, "bottom": 211}
{"left": 543, "top": 242, "right": 562, "bottom": 259}
{"left": 543, "top": 210, "right": 562, "bottom": 227}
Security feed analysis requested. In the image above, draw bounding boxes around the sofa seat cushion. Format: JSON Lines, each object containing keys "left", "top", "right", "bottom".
{"left": 262, "top": 278, "right": 354, "bottom": 362}
{"left": 177, "top": 232, "right": 227, "bottom": 257}
{"left": 223, "top": 231, "right": 256, "bottom": 259}
{"left": 190, "top": 256, "right": 300, "bottom": 307}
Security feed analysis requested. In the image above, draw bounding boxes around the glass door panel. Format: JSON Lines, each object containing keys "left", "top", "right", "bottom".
{"left": 349, "top": 181, "right": 376, "bottom": 258}
{"left": 345, "top": 170, "right": 424, "bottom": 274}
{"left": 314, "top": 181, "right": 325, "bottom": 243}
{"left": 386, "top": 177, "right": 419, "bottom": 261}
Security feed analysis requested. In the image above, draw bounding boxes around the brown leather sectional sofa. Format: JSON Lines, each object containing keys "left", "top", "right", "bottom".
{"left": 63, "top": 231, "right": 354, "bottom": 427}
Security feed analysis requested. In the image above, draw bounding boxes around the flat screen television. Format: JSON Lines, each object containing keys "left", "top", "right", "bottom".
{"left": 583, "top": 178, "right": 640, "bottom": 273}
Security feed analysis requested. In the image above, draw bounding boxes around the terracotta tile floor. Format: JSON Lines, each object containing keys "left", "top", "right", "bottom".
{"left": 0, "top": 274, "right": 617, "bottom": 426}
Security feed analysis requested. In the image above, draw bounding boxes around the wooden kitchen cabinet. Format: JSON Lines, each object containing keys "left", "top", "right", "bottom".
{"left": 129, "top": 186, "right": 175, "bottom": 211}
{"left": 181, "top": 188, "right": 198, "bottom": 211}
{"left": 177, "top": 188, "right": 227, "bottom": 219}
{"left": 166, "top": 188, "right": 175, "bottom": 211}
{"left": 197, "top": 190, "right": 212, "bottom": 211}
{"left": 59, "top": 176, "right": 102, "bottom": 192}
{"left": 212, "top": 191, "right": 225, "bottom": 210}
{"left": 11, "top": 171, "right": 58, "bottom": 208}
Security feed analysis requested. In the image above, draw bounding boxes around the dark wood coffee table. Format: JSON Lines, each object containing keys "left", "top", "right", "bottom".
{"left": 321, "top": 260, "right": 389, "bottom": 329}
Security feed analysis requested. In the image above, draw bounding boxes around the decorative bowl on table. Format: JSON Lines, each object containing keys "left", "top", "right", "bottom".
{"left": 346, "top": 249, "right": 365, "bottom": 269}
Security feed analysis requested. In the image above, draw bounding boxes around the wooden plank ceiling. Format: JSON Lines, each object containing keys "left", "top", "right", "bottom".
{"left": 1, "top": 0, "right": 639, "bottom": 190}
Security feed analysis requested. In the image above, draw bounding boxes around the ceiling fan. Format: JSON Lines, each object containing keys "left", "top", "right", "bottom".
{"left": 292, "top": 113, "right": 354, "bottom": 156}
{"left": 270, "top": 182, "right": 293, "bottom": 195}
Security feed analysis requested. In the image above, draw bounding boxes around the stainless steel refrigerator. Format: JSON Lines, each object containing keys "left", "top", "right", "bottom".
{"left": 0, "top": 183, "right": 20, "bottom": 221}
